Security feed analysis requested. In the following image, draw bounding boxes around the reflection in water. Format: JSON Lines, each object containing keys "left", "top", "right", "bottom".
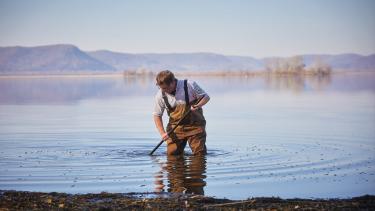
{"left": 1, "top": 73, "right": 375, "bottom": 104}
{"left": 306, "top": 74, "right": 332, "bottom": 91}
{"left": 122, "top": 75, "right": 154, "bottom": 90}
{"left": 153, "top": 155, "right": 207, "bottom": 195}
{"left": 0, "top": 76, "right": 156, "bottom": 104}
{"left": 264, "top": 74, "right": 332, "bottom": 92}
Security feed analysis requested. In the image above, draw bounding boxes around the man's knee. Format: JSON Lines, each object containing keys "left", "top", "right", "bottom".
{"left": 167, "top": 147, "right": 181, "bottom": 155}
{"left": 167, "top": 139, "right": 186, "bottom": 155}
{"left": 189, "top": 132, "right": 207, "bottom": 155}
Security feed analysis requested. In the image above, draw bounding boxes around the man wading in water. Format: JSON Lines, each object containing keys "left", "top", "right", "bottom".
{"left": 153, "top": 70, "right": 210, "bottom": 155}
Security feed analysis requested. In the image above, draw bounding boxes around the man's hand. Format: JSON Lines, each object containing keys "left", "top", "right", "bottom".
{"left": 191, "top": 105, "right": 200, "bottom": 111}
{"left": 190, "top": 95, "right": 210, "bottom": 112}
{"left": 162, "top": 132, "right": 169, "bottom": 141}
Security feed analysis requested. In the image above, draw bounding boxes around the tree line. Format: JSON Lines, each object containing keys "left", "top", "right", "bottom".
{"left": 265, "top": 56, "right": 332, "bottom": 75}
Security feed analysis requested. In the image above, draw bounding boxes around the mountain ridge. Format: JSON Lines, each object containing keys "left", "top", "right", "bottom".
{"left": 0, "top": 44, "right": 115, "bottom": 73}
{"left": 0, "top": 44, "right": 374, "bottom": 73}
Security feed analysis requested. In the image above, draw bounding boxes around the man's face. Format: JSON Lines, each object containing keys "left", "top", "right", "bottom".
{"left": 159, "top": 80, "right": 176, "bottom": 94}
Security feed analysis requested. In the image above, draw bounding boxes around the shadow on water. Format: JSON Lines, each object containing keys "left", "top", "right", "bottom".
{"left": 152, "top": 155, "right": 207, "bottom": 195}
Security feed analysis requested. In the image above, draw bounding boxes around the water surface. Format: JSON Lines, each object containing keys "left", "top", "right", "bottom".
{"left": 0, "top": 73, "right": 374, "bottom": 199}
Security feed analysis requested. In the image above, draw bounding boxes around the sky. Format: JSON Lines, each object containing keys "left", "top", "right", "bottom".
{"left": 0, "top": 0, "right": 374, "bottom": 58}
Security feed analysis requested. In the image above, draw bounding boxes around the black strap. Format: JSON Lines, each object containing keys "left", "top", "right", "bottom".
{"left": 162, "top": 80, "right": 189, "bottom": 116}
{"left": 162, "top": 91, "right": 173, "bottom": 115}
{"left": 184, "top": 79, "right": 189, "bottom": 108}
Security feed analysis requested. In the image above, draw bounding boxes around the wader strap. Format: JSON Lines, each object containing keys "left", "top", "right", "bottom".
{"left": 184, "top": 79, "right": 189, "bottom": 109}
{"left": 162, "top": 91, "right": 173, "bottom": 115}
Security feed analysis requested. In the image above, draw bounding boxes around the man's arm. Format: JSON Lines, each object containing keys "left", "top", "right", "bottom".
{"left": 153, "top": 115, "right": 169, "bottom": 141}
{"left": 189, "top": 80, "right": 210, "bottom": 111}
{"left": 191, "top": 95, "right": 210, "bottom": 111}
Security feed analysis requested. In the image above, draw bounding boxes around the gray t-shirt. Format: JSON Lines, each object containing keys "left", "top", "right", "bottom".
{"left": 153, "top": 79, "right": 208, "bottom": 117}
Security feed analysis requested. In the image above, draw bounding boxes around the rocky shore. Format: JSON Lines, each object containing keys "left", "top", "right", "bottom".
{"left": 1, "top": 190, "right": 374, "bottom": 210}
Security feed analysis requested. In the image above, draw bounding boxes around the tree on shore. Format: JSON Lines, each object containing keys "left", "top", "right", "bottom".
{"left": 265, "top": 55, "right": 332, "bottom": 76}
{"left": 306, "top": 57, "right": 332, "bottom": 75}
{"left": 265, "top": 56, "right": 305, "bottom": 74}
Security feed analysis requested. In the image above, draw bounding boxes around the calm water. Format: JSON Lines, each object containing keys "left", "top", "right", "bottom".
{"left": 0, "top": 73, "right": 374, "bottom": 199}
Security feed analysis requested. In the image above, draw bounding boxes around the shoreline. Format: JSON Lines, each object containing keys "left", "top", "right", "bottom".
{"left": 1, "top": 190, "right": 374, "bottom": 210}
{"left": 0, "top": 70, "right": 374, "bottom": 79}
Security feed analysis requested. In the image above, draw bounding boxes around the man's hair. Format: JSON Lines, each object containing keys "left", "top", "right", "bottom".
{"left": 156, "top": 70, "right": 175, "bottom": 86}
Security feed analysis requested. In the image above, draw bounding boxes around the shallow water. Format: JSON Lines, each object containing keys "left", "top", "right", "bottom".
{"left": 0, "top": 73, "right": 374, "bottom": 199}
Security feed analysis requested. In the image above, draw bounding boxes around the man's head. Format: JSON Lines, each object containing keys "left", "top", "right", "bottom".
{"left": 156, "top": 70, "right": 177, "bottom": 94}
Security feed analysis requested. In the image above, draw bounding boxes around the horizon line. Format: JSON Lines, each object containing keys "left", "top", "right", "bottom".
{"left": 1, "top": 43, "right": 374, "bottom": 59}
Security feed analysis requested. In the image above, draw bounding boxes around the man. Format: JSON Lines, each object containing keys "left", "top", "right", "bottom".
{"left": 153, "top": 70, "right": 210, "bottom": 155}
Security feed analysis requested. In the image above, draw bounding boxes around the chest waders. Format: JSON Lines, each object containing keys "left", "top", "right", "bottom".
{"left": 162, "top": 80, "right": 206, "bottom": 140}
{"left": 161, "top": 80, "right": 207, "bottom": 155}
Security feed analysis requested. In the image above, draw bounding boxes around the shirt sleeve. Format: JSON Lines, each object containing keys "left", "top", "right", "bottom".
{"left": 189, "top": 80, "right": 208, "bottom": 100}
{"left": 153, "top": 93, "right": 165, "bottom": 117}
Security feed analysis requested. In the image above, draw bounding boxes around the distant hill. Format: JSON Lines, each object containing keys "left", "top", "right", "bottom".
{"left": 0, "top": 44, "right": 115, "bottom": 73}
{"left": 87, "top": 51, "right": 263, "bottom": 71}
{"left": 0, "top": 44, "right": 374, "bottom": 73}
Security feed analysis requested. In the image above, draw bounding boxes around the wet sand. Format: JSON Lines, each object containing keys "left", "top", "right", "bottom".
{"left": 1, "top": 190, "right": 374, "bottom": 210}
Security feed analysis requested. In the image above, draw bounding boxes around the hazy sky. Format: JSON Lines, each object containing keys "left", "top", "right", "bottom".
{"left": 0, "top": 0, "right": 374, "bottom": 57}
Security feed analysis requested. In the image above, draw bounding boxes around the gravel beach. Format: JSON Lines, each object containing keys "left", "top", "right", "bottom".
{"left": 1, "top": 190, "right": 374, "bottom": 210}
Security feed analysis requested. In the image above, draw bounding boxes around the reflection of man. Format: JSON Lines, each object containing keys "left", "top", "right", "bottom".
{"left": 153, "top": 70, "right": 210, "bottom": 155}
{"left": 154, "top": 155, "right": 207, "bottom": 195}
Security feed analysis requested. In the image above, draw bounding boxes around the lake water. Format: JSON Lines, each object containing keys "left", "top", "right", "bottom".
{"left": 0, "top": 73, "right": 374, "bottom": 199}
